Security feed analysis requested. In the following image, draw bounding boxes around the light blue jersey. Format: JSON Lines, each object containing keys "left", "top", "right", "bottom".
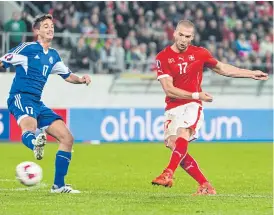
{"left": 0, "top": 41, "right": 71, "bottom": 100}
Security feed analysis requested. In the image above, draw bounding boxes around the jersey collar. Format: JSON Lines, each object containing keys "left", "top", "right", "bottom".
{"left": 36, "top": 41, "right": 49, "bottom": 54}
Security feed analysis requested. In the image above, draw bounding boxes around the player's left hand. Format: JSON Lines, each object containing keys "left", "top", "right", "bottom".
{"left": 251, "top": 70, "right": 268, "bottom": 81}
{"left": 80, "top": 75, "right": 91, "bottom": 86}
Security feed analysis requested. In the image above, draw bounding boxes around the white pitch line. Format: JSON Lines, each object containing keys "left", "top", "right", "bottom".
{"left": 80, "top": 191, "right": 272, "bottom": 199}
{"left": 214, "top": 194, "right": 272, "bottom": 199}
{"left": 0, "top": 179, "right": 17, "bottom": 182}
{"left": 0, "top": 183, "right": 48, "bottom": 191}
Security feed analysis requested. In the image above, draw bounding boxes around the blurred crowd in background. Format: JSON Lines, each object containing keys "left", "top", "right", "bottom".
{"left": 0, "top": 1, "right": 273, "bottom": 74}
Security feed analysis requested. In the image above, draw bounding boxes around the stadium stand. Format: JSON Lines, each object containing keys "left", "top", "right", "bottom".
{"left": 42, "top": 1, "right": 273, "bottom": 74}
{"left": 0, "top": 1, "right": 273, "bottom": 94}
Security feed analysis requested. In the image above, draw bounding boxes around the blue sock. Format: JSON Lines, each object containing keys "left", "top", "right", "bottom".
{"left": 21, "top": 131, "right": 35, "bottom": 150}
{"left": 54, "top": 150, "right": 72, "bottom": 188}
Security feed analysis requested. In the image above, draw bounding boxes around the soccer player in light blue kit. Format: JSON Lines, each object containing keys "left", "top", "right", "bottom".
{"left": 0, "top": 14, "right": 91, "bottom": 193}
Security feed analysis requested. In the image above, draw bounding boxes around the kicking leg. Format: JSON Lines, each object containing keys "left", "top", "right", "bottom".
{"left": 165, "top": 127, "right": 191, "bottom": 172}
{"left": 45, "top": 119, "right": 80, "bottom": 193}
{"left": 152, "top": 128, "right": 191, "bottom": 187}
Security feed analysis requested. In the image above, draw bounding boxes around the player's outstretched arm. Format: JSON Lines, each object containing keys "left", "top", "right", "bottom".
{"left": 212, "top": 61, "right": 268, "bottom": 80}
{"left": 159, "top": 76, "right": 213, "bottom": 102}
{"left": 65, "top": 73, "right": 91, "bottom": 86}
{"left": 0, "top": 60, "right": 3, "bottom": 68}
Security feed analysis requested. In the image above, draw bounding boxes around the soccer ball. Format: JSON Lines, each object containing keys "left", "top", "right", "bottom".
{"left": 15, "top": 161, "right": 43, "bottom": 186}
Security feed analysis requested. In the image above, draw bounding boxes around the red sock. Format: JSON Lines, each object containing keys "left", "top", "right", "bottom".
{"left": 180, "top": 153, "right": 208, "bottom": 185}
{"left": 166, "top": 137, "right": 188, "bottom": 173}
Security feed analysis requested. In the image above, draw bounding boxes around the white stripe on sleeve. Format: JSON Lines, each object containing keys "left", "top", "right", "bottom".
{"left": 51, "top": 61, "right": 70, "bottom": 75}
{"left": 157, "top": 74, "right": 170, "bottom": 80}
{"left": 0, "top": 54, "right": 28, "bottom": 73}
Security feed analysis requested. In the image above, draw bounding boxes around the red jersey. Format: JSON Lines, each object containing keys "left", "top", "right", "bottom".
{"left": 156, "top": 45, "right": 218, "bottom": 111}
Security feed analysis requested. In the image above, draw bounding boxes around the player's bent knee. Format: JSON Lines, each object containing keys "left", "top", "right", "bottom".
{"left": 59, "top": 133, "right": 74, "bottom": 146}
{"left": 166, "top": 136, "right": 176, "bottom": 151}
{"left": 66, "top": 134, "right": 74, "bottom": 146}
{"left": 58, "top": 133, "right": 74, "bottom": 152}
{"left": 167, "top": 141, "right": 176, "bottom": 151}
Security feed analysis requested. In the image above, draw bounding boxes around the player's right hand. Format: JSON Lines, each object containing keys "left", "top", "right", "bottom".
{"left": 199, "top": 92, "right": 213, "bottom": 102}
{"left": 0, "top": 60, "right": 3, "bottom": 68}
{"left": 80, "top": 74, "right": 91, "bottom": 86}
{"left": 251, "top": 70, "right": 268, "bottom": 80}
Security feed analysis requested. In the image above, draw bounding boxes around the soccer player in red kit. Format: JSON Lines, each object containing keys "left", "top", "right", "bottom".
{"left": 152, "top": 20, "right": 268, "bottom": 195}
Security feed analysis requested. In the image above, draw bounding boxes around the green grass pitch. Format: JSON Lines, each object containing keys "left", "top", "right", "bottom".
{"left": 0, "top": 143, "right": 272, "bottom": 215}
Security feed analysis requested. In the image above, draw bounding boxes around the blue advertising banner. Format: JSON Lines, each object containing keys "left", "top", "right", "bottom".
{"left": 69, "top": 108, "right": 273, "bottom": 142}
{"left": 0, "top": 109, "right": 10, "bottom": 140}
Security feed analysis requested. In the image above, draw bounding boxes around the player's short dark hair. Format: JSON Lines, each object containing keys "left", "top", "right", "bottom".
{"left": 176, "top": 20, "right": 196, "bottom": 32}
{"left": 33, "top": 14, "right": 53, "bottom": 29}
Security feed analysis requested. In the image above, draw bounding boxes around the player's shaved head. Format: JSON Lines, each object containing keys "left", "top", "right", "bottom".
{"left": 172, "top": 20, "right": 195, "bottom": 52}
{"left": 176, "top": 20, "right": 195, "bottom": 33}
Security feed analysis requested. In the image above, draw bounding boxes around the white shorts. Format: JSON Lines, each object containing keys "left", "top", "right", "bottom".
{"left": 164, "top": 102, "right": 204, "bottom": 142}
